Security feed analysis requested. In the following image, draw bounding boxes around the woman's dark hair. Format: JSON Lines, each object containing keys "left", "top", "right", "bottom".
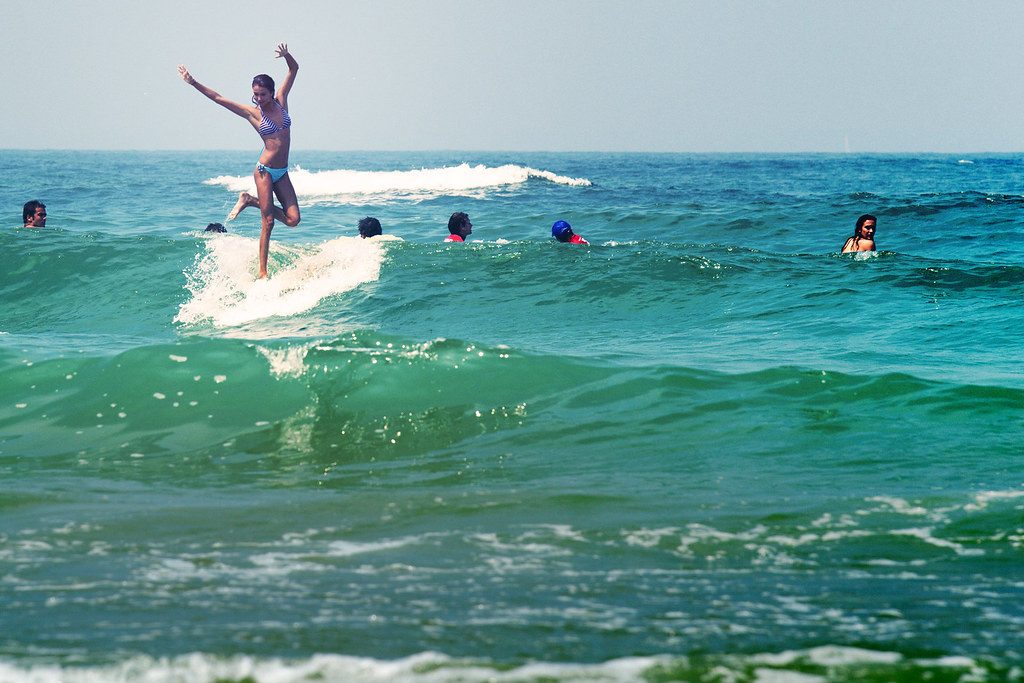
{"left": 855, "top": 214, "right": 876, "bottom": 237}
{"left": 252, "top": 73, "right": 275, "bottom": 92}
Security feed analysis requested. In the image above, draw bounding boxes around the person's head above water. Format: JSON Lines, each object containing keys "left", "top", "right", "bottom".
{"left": 358, "top": 216, "right": 382, "bottom": 238}
{"left": 551, "top": 220, "right": 574, "bottom": 242}
{"left": 448, "top": 212, "right": 472, "bottom": 238}
{"left": 551, "top": 219, "right": 590, "bottom": 245}
{"left": 205, "top": 222, "right": 226, "bottom": 233}
{"left": 842, "top": 214, "right": 877, "bottom": 253}
{"left": 855, "top": 214, "right": 877, "bottom": 238}
{"left": 23, "top": 200, "right": 46, "bottom": 228}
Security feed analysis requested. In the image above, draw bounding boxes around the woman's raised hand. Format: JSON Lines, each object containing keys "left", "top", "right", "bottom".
{"left": 275, "top": 43, "right": 289, "bottom": 59}
{"left": 177, "top": 64, "right": 195, "bottom": 85}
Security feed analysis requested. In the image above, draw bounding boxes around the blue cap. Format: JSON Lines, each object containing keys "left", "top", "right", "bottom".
{"left": 551, "top": 220, "right": 572, "bottom": 240}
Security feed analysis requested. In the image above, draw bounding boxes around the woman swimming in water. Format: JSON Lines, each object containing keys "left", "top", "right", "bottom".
{"left": 179, "top": 44, "right": 300, "bottom": 279}
{"left": 842, "top": 214, "right": 877, "bottom": 253}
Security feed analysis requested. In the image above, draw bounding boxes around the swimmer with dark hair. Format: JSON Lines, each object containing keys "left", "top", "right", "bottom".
{"left": 445, "top": 212, "right": 472, "bottom": 242}
{"left": 358, "top": 216, "right": 382, "bottom": 238}
{"left": 842, "top": 214, "right": 876, "bottom": 253}
{"left": 22, "top": 200, "right": 46, "bottom": 228}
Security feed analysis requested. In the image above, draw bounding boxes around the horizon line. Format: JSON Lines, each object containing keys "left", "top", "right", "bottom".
{"left": 3, "top": 148, "right": 1021, "bottom": 156}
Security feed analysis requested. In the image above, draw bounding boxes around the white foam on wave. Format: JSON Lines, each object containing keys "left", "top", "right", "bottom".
{"left": 204, "top": 163, "right": 591, "bottom": 202}
{"left": 675, "top": 522, "right": 768, "bottom": 556}
{"left": 256, "top": 344, "right": 311, "bottom": 378}
{"left": 0, "top": 647, "right": 990, "bottom": 683}
{"left": 142, "top": 532, "right": 432, "bottom": 586}
{"left": 866, "top": 496, "right": 930, "bottom": 516}
{"left": 752, "top": 668, "right": 824, "bottom": 682}
{"left": 890, "top": 527, "right": 984, "bottom": 557}
{"left": 623, "top": 527, "right": 679, "bottom": 548}
{"left": 964, "top": 489, "right": 1024, "bottom": 511}
{"left": 0, "top": 652, "right": 668, "bottom": 683}
{"left": 753, "top": 645, "right": 903, "bottom": 667}
{"left": 175, "top": 234, "right": 389, "bottom": 329}
{"left": 851, "top": 250, "right": 878, "bottom": 260}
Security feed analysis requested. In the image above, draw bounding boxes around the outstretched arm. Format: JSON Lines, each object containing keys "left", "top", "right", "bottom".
{"left": 178, "top": 65, "right": 255, "bottom": 121}
{"left": 273, "top": 44, "right": 299, "bottom": 107}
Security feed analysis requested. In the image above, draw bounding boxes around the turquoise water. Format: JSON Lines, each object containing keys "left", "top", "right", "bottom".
{"left": 1, "top": 151, "right": 1023, "bottom": 681}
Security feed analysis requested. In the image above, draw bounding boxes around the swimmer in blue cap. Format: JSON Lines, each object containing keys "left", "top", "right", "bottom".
{"left": 551, "top": 219, "right": 589, "bottom": 245}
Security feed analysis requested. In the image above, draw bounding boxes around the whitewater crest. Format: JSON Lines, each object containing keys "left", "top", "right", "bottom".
{"left": 204, "top": 163, "right": 592, "bottom": 202}
{"left": 0, "top": 647, "right": 993, "bottom": 682}
{"left": 175, "top": 234, "right": 389, "bottom": 329}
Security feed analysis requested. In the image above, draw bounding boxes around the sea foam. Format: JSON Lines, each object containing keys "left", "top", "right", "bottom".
{"left": 0, "top": 653, "right": 665, "bottom": 683}
{"left": 204, "top": 163, "right": 592, "bottom": 202}
{"left": 0, "top": 648, "right": 991, "bottom": 683}
{"left": 175, "top": 234, "right": 389, "bottom": 328}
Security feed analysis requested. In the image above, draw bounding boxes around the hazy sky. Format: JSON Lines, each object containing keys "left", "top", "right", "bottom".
{"left": 8, "top": 0, "right": 1024, "bottom": 152}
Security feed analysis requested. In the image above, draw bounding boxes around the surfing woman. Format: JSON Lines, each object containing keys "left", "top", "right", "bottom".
{"left": 178, "top": 44, "right": 300, "bottom": 279}
{"left": 841, "top": 214, "right": 877, "bottom": 253}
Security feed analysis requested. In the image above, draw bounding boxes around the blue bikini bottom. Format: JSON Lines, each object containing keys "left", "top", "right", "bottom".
{"left": 256, "top": 163, "right": 288, "bottom": 183}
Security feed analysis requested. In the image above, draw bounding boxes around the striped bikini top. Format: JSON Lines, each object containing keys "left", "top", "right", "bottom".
{"left": 257, "top": 102, "right": 292, "bottom": 137}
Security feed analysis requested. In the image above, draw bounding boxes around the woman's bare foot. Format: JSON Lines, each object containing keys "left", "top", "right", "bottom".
{"left": 227, "top": 192, "right": 257, "bottom": 221}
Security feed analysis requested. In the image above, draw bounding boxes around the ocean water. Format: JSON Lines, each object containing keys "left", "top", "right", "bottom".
{"left": 1, "top": 150, "right": 1023, "bottom": 682}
